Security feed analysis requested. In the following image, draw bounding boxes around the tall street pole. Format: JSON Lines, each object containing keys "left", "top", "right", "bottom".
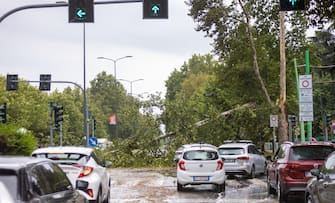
{"left": 97, "top": 56, "right": 133, "bottom": 140}
{"left": 119, "top": 78, "right": 144, "bottom": 96}
{"left": 83, "top": 23, "right": 89, "bottom": 146}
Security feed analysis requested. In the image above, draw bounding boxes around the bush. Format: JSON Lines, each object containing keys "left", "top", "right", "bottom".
{"left": 0, "top": 124, "right": 38, "bottom": 155}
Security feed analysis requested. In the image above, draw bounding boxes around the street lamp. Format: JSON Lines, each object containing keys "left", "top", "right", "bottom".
{"left": 119, "top": 78, "right": 144, "bottom": 96}
{"left": 97, "top": 55, "right": 133, "bottom": 140}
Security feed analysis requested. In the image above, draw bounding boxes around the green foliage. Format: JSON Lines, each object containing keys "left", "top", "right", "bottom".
{"left": 0, "top": 124, "right": 37, "bottom": 155}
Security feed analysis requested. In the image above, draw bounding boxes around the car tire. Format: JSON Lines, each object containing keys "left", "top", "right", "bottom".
{"left": 277, "top": 181, "right": 286, "bottom": 203}
{"left": 216, "top": 182, "right": 225, "bottom": 193}
{"left": 177, "top": 182, "right": 183, "bottom": 192}
{"left": 103, "top": 189, "right": 110, "bottom": 203}
{"left": 248, "top": 165, "right": 256, "bottom": 179}
{"left": 306, "top": 193, "right": 314, "bottom": 203}
{"left": 267, "top": 180, "right": 276, "bottom": 195}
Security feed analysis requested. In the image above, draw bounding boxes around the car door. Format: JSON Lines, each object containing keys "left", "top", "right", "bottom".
{"left": 90, "top": 152, "right": 110, "bottom": 198}
{"left": 317, "top": 153, "right": 335, "bottom": 203}
{"left": 29, "top": 161, "right": 86, "bottom": 203}
{"left": 249, "top": 145, "right": 264, "bottom": 173}
{"left": 267, "top": 145, "right": 287, "bottom": 187}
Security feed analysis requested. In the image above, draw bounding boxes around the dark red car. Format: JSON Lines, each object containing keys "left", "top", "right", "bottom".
{"left": 267, "top": 141, "right": 335, "bottom": 203}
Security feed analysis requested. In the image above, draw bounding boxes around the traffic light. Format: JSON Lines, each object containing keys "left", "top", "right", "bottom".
{"left": 93, "top": 118, "right": 96, "bottom": 130}
{"left": 54, "top": 105, "right": 64, "bottom": 129}
{"left": 69, "top": 0, "right": 94, "bottom": 23}
{"left": 143, "top": 0, "right": 168, "bottom": 19}
{"left": 39, "top": 74, "right": 51, "bottom": 91}
{"left": 0, "top": 103, "right": 6, "bottom": 123}
{"left": 6, "top": 74, "right": 18, "bottom": 91}
{"left": 280, "top": 0, "right": 305, "bottom": 11}
{"left": 326, "top": 114, "right": 332, "bottom": 125}
{"left": 288, "top": 115, "right": 297, "bottom": 127}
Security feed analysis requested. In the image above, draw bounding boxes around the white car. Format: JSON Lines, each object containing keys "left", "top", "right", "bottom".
{"left": 32, "top": 146, "right": 111, "bottom": 203}
{"left": 218, "top": 140, "right": 266, "bottom": 178}
{"left": 176, "top": 145, "right": 226, "bottom": 193}
{"left": 174, "top": 143, "right": 217, "bottom": 162}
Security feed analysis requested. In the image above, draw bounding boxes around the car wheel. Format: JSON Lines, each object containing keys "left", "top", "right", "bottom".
{"left": 306, "top": 193, "right": 314, "bottom": 203}
{"left": 248, "top": 165, "right": 256, "bottom": 179}
{"left": 103, "top": 189, "right": 110, "bottom": 203}
{"left": 267, "top": 180, "right": 275, "bottom": 195}
{"left": 277, "top": 181, "right": 286, "bottom": 203}
{"left": 177, "top": 182, "right": 183, "bottom": 192}
{"left": 216, "top": 182, "right": 225, "bottom": 193}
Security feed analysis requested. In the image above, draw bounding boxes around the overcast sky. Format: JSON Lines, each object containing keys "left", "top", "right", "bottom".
{"left": 0, "top": 0, "right": 213, "bottom": 97}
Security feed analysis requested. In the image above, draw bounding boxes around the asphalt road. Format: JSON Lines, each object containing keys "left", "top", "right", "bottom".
{"left": 108, "top": 168, "right": 304, "bottom": 203}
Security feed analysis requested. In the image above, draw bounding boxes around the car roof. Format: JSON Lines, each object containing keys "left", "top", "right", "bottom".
{"left": 0, "top": 156, "right": 50, "bottom": 171}
{"left": 183, "top": 146, "right": 219, "bottom": 152}
{"left": 218, "top": 142, "right": 254, "bottom": 148}
{"left": 179, "top": 143, "right": 217, "bottom": 149}
{"left": 283, "top": 141, "right": 335, "bottom": 147}
{"left": 32, "top": 146, "right": 93, "bottom": 156}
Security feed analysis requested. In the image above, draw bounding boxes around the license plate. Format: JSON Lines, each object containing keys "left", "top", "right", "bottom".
{"left": 305, "top": 171, "right": 312, "bottom": 177}
{"left": 224, "top": 159, "right": 235, "bottom": 163}
{"left": 193, "top": 176, "right": 209, "bottom": 181}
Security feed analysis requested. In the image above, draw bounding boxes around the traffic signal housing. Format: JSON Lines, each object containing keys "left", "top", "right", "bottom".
{"left": 143, "top": 0, "right": 168, "bottom": 19}
{"left": 54, "top": 105, "right": 64, "bottom": 129}
{"left": 6, "top": 74, "right": 18, "bottom": 91}
{"left": 0, "top": 103, "right": 6, "bottom": 123}
{"left": 288, "top": 115, "right": 297, "bottom": 127}
{"left": 280, "top": 0, "right": 305, "bottom": 11}
{"left": 93, "top": 118, "right": 96, "bottom": 130}
{"left": 39, "top": 74, "right": 51, "bottom": 91}
{"left": 326, "top": 114, "right": 332, "bottom": 125}
{"left": 69, "top": 0, "right": 94, "bottom": 23}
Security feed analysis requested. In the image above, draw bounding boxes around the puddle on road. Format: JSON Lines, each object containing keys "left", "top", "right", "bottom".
{"left": 109, "top": 169, "right": 277, "bottom": 203}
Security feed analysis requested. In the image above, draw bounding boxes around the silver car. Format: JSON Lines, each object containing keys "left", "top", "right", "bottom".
{"left": 218, "top": 141, "right": 266, "bottom": 178}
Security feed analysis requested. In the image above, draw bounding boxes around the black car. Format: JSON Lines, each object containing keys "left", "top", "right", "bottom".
{"left": 305, "top": 151, "right": 335, "bottom": 203}
{"left": 0, "top": 156, "right": 88, "bottom": 203}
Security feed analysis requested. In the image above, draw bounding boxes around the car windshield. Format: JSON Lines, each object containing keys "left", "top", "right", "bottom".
{"left": 183, "top": 150, "right": 218, "bottom": 160}
{"left": 0, "top": 174, "right": 17, "bottom": 199}
{"left": 218, "top": 147, "right": 245, "bottom": 155}
{"left": 289, "top": 146, "right": 335, "bottom": 161}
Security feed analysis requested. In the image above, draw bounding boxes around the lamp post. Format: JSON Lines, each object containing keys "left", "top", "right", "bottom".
{"left": 119, "top": 78, "right": 144, "bottom": 96}
{"left": 97, "top": 56, "right": 132, "bottom": 139}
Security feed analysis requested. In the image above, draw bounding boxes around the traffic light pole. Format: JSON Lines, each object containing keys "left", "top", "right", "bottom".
{"left": 49, "top": 102, "right": 54, "bottom": 146}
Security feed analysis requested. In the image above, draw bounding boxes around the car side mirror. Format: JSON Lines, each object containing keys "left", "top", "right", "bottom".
{"left": 104, "top": 161, "right": 112, "bottom": 168}
{"left": 174, "top": 158, "right": 180, "bottom": 163}
{"left": 221, "top": 157, "right": 225, "bottom": 162}
{"left": 266, "top": 156, "right": 272, "bottom": 161}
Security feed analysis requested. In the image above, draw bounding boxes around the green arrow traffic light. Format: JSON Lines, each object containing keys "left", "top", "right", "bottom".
{"left": 76, "top": 8, "right": 87, "bottom": 19}
{"left": 151, "top": 5, "right": 160, "bottom": 15}
{"left": 68, "top": 0, "right": 94, "bottom": 23}
{"left": 143, "top": 0, "right": 168, "bottom": 19}
{"left": 280, "top": 0, "right": 305, "bottom": 11}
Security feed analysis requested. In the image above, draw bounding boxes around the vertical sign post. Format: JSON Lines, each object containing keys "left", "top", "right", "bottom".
{"left": 299, "top": 74, "right": 313, "bottom": 142}
{"left": 270, "top": 115, "right": 278, "bottom": 152}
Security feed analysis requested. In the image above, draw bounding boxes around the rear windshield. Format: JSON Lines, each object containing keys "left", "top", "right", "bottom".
{"left": 290, "top": 146, "right": 335, "bottom": 161}
{"left": 218, "top": 148, "right": 245, "bottom": 155}
{"left": 33, "top": 153, "right": 89, "bottom": 165}
{"left": 183, "top": 150, "right": 218, "bottom": 161}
